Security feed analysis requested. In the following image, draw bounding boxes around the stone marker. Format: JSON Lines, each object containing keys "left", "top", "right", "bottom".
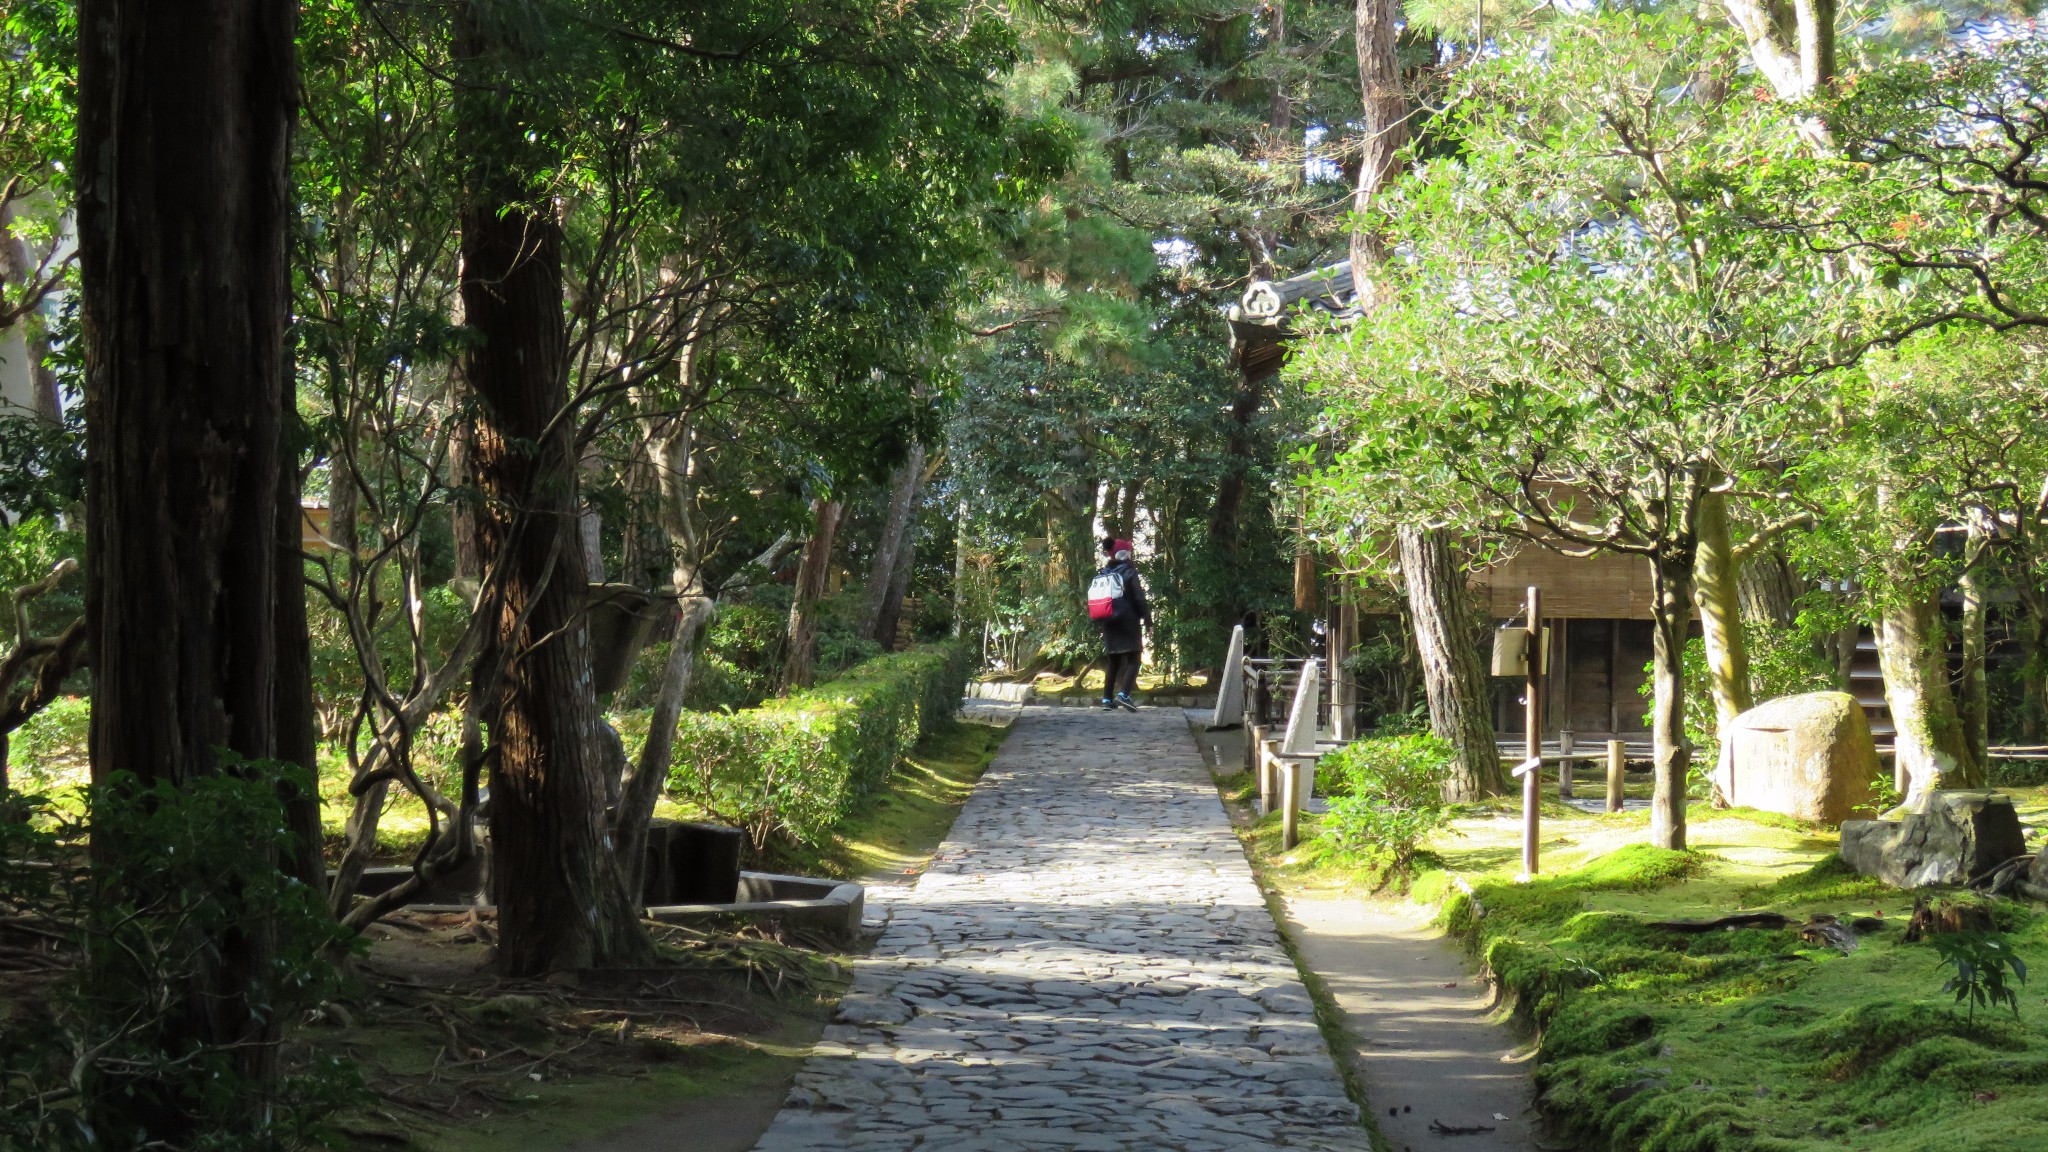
{"left": 1710, "top": 691, "right": 1878, "bottom": 825}
{"left": 1841, "top": 790, "right": 2030, "bottom": 888}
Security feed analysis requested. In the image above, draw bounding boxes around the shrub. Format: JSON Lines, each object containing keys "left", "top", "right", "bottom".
{"left": 1932, "top": 932, "right": 2029, "bottom": 1026}
{"left": 650, "top": 643, "right": 972, "bottom": 849}
{"left": 1316, "top": 732, "right": 1456, "bottom": 885}
{"left": 6, "top": 692, "right": 89, "bottom": 787}
{"left": 0, "top": 765, "right": 360, "bottom": 1149}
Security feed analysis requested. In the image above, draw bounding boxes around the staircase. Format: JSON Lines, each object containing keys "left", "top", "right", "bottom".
{"left": 1847, "top": 626, "right": 1894, "bottom": 751}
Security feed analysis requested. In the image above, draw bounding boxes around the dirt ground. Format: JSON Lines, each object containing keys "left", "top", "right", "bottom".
{"left": 316, "top": 912, "right": 841, "bottom": 1152}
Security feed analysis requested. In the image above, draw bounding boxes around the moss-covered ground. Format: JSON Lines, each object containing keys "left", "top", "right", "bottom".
{"left": 1242, "top": 765, "right": 2048, "bottom": 1152}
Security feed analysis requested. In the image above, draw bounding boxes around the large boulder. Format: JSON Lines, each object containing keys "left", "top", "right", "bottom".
{"left": 1711, "top": 692, "right": 1878, "bottom": 825}
{"left": 1841, "top": 791, "right": 2030, "bottom": 888}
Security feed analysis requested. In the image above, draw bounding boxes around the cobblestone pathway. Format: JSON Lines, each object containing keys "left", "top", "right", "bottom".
{"left": 751, "top": 705, "right": 1370, "bottom": 1152}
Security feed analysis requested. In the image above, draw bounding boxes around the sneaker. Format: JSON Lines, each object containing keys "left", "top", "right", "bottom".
{"left": 1101, "top": 698, "right": 1117, "bottom": 711}
{"left": 1115, "top": 693, "right": 1139, "bottom": 712}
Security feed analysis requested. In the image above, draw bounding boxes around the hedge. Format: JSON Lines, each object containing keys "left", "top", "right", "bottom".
{"left": 647, "top": 643, "right": 972, "bottom": 849}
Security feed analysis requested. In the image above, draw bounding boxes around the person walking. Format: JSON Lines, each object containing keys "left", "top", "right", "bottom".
{"left": 1086, "top": 537, "right": 1151, "bottom": 711}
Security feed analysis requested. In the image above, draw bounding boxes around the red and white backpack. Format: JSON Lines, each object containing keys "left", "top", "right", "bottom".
{"left": 1087, "top": 569, "right": 1127, "bottom": 621}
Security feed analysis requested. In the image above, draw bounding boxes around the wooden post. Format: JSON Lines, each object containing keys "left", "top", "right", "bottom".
{"left": 1523, "top": 586, "right": 1542, "bottom": 877}
{"left": 1606, "top": 739, "right": 1626, "bottom": 813}
{"left": 1558, "top": 729, "right": 1576, "bottom": 800}
{"left": 1282, "top": 756, "right": 1301, "bottom": 849}
{"left": 1257, "top": 732, "right": 1275, "bottom": 814}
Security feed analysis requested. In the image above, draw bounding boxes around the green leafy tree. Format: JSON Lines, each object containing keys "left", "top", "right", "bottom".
{"left": 1297, "top": 14, "right": 1888, "bottom": 849}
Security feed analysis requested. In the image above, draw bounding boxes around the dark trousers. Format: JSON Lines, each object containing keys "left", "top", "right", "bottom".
{"left": 1102, "top": 651, "right": 1140, "bottom": 699}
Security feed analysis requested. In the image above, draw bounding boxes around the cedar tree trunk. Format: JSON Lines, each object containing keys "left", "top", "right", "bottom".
{"left": 76, "top": 0, "right": 298, "bottom": 1134}
{"left": 1349, "top": 0, "right": 1409, "bottom": 301}
{"left": 454, "top": 5, "right": 649, "bottom": 974}
{"left": 877, "top": 536, "right": 918, "bottom": 652}
{"left": 862, "top": 442, "right": 926, "bottom": 641}
{"left": 783, "top": 498, "right": 843, "bottom": 691}
{"left": 1398, "top": 526, "right": 1503, "bottom": 798}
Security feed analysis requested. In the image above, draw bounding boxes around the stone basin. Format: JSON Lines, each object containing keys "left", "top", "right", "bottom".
{"left": 644, "top": 871, "right": 866, "bottom": 941}
{"left": 364, "top": 868, "right": 866, "bottom": 942}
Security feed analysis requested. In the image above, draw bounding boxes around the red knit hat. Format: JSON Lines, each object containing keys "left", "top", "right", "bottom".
{"left": 1111, "top": 538, "right": 1134, "bottom": 558}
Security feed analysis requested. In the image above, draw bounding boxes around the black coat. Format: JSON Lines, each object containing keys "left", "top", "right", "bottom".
{"left": 1094, "top": 560, "right": 1151, "bottom": 655}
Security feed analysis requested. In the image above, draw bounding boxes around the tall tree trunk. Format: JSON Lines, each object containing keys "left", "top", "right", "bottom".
{"left": 2020, "top": 584, "right": 2046, "bottom": 745}
{"left": 454, "top": 4, "right": 648, "bottom": 975}
{"left": 877, "top": 537, "right": 919, "bottom": 652}
{"left": 1737, "top": 546, "right": 1801, "bottom": 629}
{"left": 76, "top": 0, "right": 298, "bottom": 1134}
{"left": 1693, "top": 489, "right": 1753, "bottom": 737}
{"left": 1398, "top": 527, "right": 1503, "bottom": 798}
{"left": 1048, "top": 479, "right": 1098, "bottom": 611}
{"left": 275, "top": 429, "right": 325, "bottom": 894}
{"left": 1959, "top": 516, "right": 1990, "bottom": 765}
{"left": 1648, "top": 550, "right": 1695, "bottom": 851}
{"left": 449, "top": 427, "right": 480, "bottom": 583}
{"left": 861, "top": 443, "right": 926, "bottom": 640}
{"left": 1349, "top": 0, "right": 1410, "bottom": 304}
{"left": 0, "top": 200, "right": 61, "bottom": 421}
{"left": 1206, "top": 378, "right": 1264, "bottom": 626}
{"left": 1872, "top": 484, "right": 1982, "bottom": 802}
{"left": 1876, "top": 591, "right": 1982, "bottom": 802}
{"left": 783, "top": 498, "right": 843, "bottom": 691}
{"left": 952, "top": 493, "right": 970, "bottom": 639}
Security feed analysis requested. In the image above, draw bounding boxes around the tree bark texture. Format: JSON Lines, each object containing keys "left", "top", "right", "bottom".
{"left": 861, "top": 443, "right": 926, "bottom": 641}
{"left": 1959, "top": 517, "right": 1989, "bottom": 766}
{"left": 1736, "top": 546, "right": 1802, "bottom": 629}
{"left": 783, "top": 498, "right": 843, "bottom": 691}
{"left": 455, "top": 6, "right": 648, "bottom": 974}
{"left": 0, "top": 200, "right": 62, "bottom": 421}
{"left": 76, "top": 0, "right": 298, "bottom": 1133}
{"left": 1648, "top": 552, "right": 1696, "bottom": 851}
{"left": 1692, "top": 490, "right": 1754, "bottom": 738}
{"left": 877, "top": 537, "right": 918, "bottom": 652}
{"left": 1207, "top": 374, "right": 1264, "bottom": 627}
{"left": 1349, "top": 0, "right": 1409, "bottom": 300}
{"left": 275, "top": 431, "right": 326, "bottom": 894}
{"left": 1398, "top": 527, "right": 1504, "bottom": 799}
{"left": 2020, "top": 585, "right": 2046, "bottom": 744}
{"left": 1876, "top": 591, "right": 1983, "bottom": 801}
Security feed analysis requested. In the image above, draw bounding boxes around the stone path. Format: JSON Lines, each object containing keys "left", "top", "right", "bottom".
{"left": 751, "top": 705, "right": 1371, "bottom": 1152}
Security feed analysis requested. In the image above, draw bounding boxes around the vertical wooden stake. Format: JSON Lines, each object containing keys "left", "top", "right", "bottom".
{"left": 1523, "top": 586, "right": 1542, "bottom": 877}
{"left": 1606, "top": 739, "right": 1626, "bottom": 813}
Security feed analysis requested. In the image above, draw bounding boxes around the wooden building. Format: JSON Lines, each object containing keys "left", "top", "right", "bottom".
{"left": 1472, "top": 543, "right": 1657, "bottom": 742}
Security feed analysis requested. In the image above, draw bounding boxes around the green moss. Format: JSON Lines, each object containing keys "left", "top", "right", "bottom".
{"left": 1422, "top": 825, "right": 2048, "bottom": 1152}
